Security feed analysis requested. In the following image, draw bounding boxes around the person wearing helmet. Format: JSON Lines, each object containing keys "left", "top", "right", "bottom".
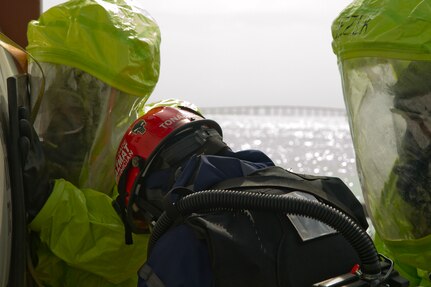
{"left": 113, "top": 104, "right": 372, "bottom": 287}
{"left": 113, "top": 104, "right": 276, "bottom": 287}
{"left": 113, "top": 102, "right": 256, "bottom": 228}
{"left": 19, "top": 0, "right": 161, "bottom": 286}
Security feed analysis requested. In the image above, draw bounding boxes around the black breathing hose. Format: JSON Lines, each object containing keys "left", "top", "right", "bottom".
{"left": 149, "top": 189, "right": 382, "bottom": 280}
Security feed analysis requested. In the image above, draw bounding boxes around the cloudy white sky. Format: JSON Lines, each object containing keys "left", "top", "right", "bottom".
{"left": 43, "top": 0, "right": 353, "bottom": 109}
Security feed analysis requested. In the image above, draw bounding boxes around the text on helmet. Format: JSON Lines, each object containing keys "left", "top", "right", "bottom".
{"left": 159, "top": 114, "right": 187, "bottom": 129}
{"left": 115, "top": 142, "right": 134, "bottom": 179}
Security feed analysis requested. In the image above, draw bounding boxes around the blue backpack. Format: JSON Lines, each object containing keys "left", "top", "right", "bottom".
{"left": 138, "top": 151, "right": 404, "bottom": 287}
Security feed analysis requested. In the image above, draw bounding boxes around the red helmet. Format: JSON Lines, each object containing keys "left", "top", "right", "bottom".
{"left": 115, "top": 105, "right": 222, "bottom": 206}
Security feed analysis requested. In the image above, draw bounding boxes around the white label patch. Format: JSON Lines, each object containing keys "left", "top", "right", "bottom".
{"left": 286, "top": 191, "right": 337, "bottom": 241}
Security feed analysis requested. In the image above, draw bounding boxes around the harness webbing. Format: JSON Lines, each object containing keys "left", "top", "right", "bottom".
{"left": 160, "top": 127, "right": 226, "bottom": 167}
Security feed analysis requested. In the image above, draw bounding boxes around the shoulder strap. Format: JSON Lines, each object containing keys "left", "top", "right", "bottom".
{"left": 211, "top": 166, "right": 368, "bottom": 229}
{"left": 161, "top": 127, "right": 227, "bottom": 167}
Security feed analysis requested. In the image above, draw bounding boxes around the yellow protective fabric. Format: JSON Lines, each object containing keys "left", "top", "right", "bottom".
{"left": 139, "top": 98, "right": 202, "bottom": 116}
{"left": 332, "top": 0, "right": 431, "bottom": 61}
{"left": 27, "top": 0, "right": 161, "bottom": 192}
{"left": 332, "top": 0, "right": 431, "bottom": 284}
{"left": 25, "top": 1, "right": 162, "bottom": 285}
{"left": 26, "top": 62, "right": 150, "bottom": 285}
{"left": 374, "top": 233, "right": 431, "bottom": 287}
{"left": 27, "top": 0, "right": 161, "bottom": 99}
{"left": 30, "top": 179, "right": 149, "bottom": 287}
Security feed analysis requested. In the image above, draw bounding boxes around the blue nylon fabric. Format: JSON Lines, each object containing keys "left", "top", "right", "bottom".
{"left": 174, "top": 149, "right": 274, "bottom": 190}
{"left": 139, "top": 225, "right": 213, "bottom": 287}
{"left": 138, "top": 149, "right": 274, "bottom": 287}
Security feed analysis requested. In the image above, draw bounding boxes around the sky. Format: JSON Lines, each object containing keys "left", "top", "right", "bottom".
{"left": 43, "top": 0, "right": 354, "bottom": 109}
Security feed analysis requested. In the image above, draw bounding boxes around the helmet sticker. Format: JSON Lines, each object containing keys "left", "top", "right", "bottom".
{"left": 131, "top": 120, "right": 147, "bottom": 135}
{"left": 115, "top": 141, "right": 134, "bottom": 179}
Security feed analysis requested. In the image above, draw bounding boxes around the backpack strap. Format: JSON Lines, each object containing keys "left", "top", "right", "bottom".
{"left": 161, "top": 127, "right": 227, "bottom": 167}
{"left": 210, "top": 166, "right": 368, "bottom": 229}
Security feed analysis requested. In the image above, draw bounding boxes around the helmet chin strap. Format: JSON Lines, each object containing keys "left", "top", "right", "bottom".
{"left": 114, "top": 155, "right": 148, "bottom": 244}
{"left": 114, "top": 159, "right": 136, "bottom": 244}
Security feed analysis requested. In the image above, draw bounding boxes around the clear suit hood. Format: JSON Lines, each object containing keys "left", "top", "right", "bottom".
{"left": 332, "top": 0, "right": 431, "bottom": 280}
{"left": 27, "top": 0, "right": 161, "bottom": 194}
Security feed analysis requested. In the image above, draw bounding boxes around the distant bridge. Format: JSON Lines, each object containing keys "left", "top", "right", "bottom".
{"left": 201, "top": 106, "right": 347, "bottom": 117}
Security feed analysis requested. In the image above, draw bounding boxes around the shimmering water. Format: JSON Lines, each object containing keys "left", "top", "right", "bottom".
{"left": 203, "top": 106, "right": 363, "bottom": 202}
